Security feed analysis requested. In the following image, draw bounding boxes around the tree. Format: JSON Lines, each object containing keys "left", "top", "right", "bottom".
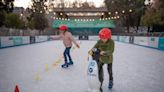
{"left": 81, "top": 1, "right": 95, "bottom": 8}
{"left": 0, "top": 0, "right": 15, "bottom": 27}
{"left": 0, "top": 0, "right": 14, "bottom": 12}
{"left": 72, "top": 1, "right": 79, "bottom": 8}
{"left": 33, "top": 13, "right": 48, "bottom": 30}
{"left": 141, "top": 0, "right": 164, "bottom": 32}
{"left": 72, "top": 0, "right": 95, "bottom": 8}
{"left": 27, "top": 18, "right": 34, "bottom": 29}
{"left": 81, "top": 2, "right": 90, "bottom": 8}
{"left": 141, "top": 9, "right": 161, "bottom": 32}
{"left": 28, "top": 0, "right": 49, "bottom": 34}
{"left": 156, "top": 0, "right": 164, "bottom": 26}
{"left": 4, "top": 13, "right": 25, "bottom": 29}
{"left": 104, "top": 0, "right": 145, "bottom": 33}
{"left": 0, "top": 10, "right": 6, "bottom": 27}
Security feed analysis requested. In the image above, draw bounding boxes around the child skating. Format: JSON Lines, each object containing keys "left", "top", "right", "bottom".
{"left": 89, "top": 28, "right": 115, "bottom": 90}
{"left": 52, "top": 24, "right": 80, "bottom": 68}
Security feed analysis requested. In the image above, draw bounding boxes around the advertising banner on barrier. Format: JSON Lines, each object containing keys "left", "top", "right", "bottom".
{"left": 0, "top": 37, "right": 14, "bottom": 47}
{"left": 158, "top": 37, "right": 164, "bottom": 50}
{"left": 148, "top": 37, "right": 159, "bottom": 48}
{"left": 22, "top": 36, "right": 30, "bottom": 44}
{"left": 35, "top": 36, "right": 48, "bottom": 42}
{"left": 13, "top": 36, "right": 23, "bottom": 46}
{"left": 134, "top": 37, "right": 149, "bottom": 46}
{"left": 134, "top": 37, "right": 159, "bottom": 48}
{"left": 119, "top": 36, "right": 129, "bottom": 43}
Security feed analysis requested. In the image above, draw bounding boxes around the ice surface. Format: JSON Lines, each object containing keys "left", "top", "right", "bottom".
{"left": 0, "top": 41, "right": 164, "bottom": 92}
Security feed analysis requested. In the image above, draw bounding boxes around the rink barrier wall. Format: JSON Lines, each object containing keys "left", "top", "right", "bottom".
{"left": 35, "top": 36, "right": 48, "bottom": 43}
{"left": 133, "top": 37, "right": 159, "bottom": 48}
{"left": 88, "top": 36, "right": 99, "bottom": 40}
{"left": 118, "top": 36, "right": 130, "bottom": 43}
{"left": 0, "top": 36, "right": 164, "bottom": 50}
{"left": 158, "top": 38, "right": 164, "bottom": 50}
{"left": 0, "top": 36, "right": 30, "bottom": 48}
{"left": 89, "top": 36, "right": 164, "bottom": 51}
{"left": 0, "top": 36, "right": 51, "bottom": 48}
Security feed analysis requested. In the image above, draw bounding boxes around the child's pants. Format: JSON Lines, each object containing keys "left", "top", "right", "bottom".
{"left": 97, "top": 61, "right": 113, "bottom": 85}
{"left": 63, "top": 47, "right": 72, "bottom": 63}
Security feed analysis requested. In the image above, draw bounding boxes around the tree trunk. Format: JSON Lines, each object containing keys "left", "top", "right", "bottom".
{"left": 127, "top": 26, "right": 130, "bottom": 33}
{"left": 148, "top": 26, "right": 150, "bottom": 32}
{"left": 136, "top": 15, "right": 141, "bottom": 31}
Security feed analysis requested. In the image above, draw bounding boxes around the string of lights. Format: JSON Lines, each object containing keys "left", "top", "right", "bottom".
{"left": 50, "top": 9, "right": 133, "bottom": 21}
{"left": 51, "top": 9, "right": 133, "bottom": 16}
{"left": 52, "top": 15, "right": 120, "bottom": 21}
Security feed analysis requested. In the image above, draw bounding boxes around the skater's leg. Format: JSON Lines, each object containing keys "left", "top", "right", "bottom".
{"left": 64, "top": 48, "right": 68, "bottom": 63}
{"left": 107, "top": 63, "right": 113, "bottom": 89}
{"left": 108, "top": 63, "right": 113, "bottom": 81}
{"left": 67, "top": 47, "right": 73, "bottom": 65}
{"left": 97, "top": 61, "right": 104, "bottom": 92}
{"left": 61, "top": 48, "right": 68, "bottom": 68}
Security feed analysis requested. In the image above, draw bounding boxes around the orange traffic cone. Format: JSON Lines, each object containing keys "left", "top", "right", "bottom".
{"left": 15, "top": 85, "right": 19, "bottom": 92}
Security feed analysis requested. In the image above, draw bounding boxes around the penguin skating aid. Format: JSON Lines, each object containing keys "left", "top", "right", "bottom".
{"left": 86, "top": 48, "right": 103, "bottom": 92}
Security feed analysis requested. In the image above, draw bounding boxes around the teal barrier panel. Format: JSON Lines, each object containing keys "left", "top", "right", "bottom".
{"left": 13, "top": 36, "right": 23, "bottom": 46}
{"left": 158, "top": 37, "right": 164, "bottom": 50}
{"left": 0, "top": 37, "right": 1, "bottom": 48}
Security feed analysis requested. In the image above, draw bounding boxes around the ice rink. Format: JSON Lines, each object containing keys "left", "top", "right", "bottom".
{"left": 0, "top": 40, "right": 164, "bottom": 92}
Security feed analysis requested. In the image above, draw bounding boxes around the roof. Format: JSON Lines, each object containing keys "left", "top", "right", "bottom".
{"left": 52, "top": 19, "right": 116, "bottom": 29}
